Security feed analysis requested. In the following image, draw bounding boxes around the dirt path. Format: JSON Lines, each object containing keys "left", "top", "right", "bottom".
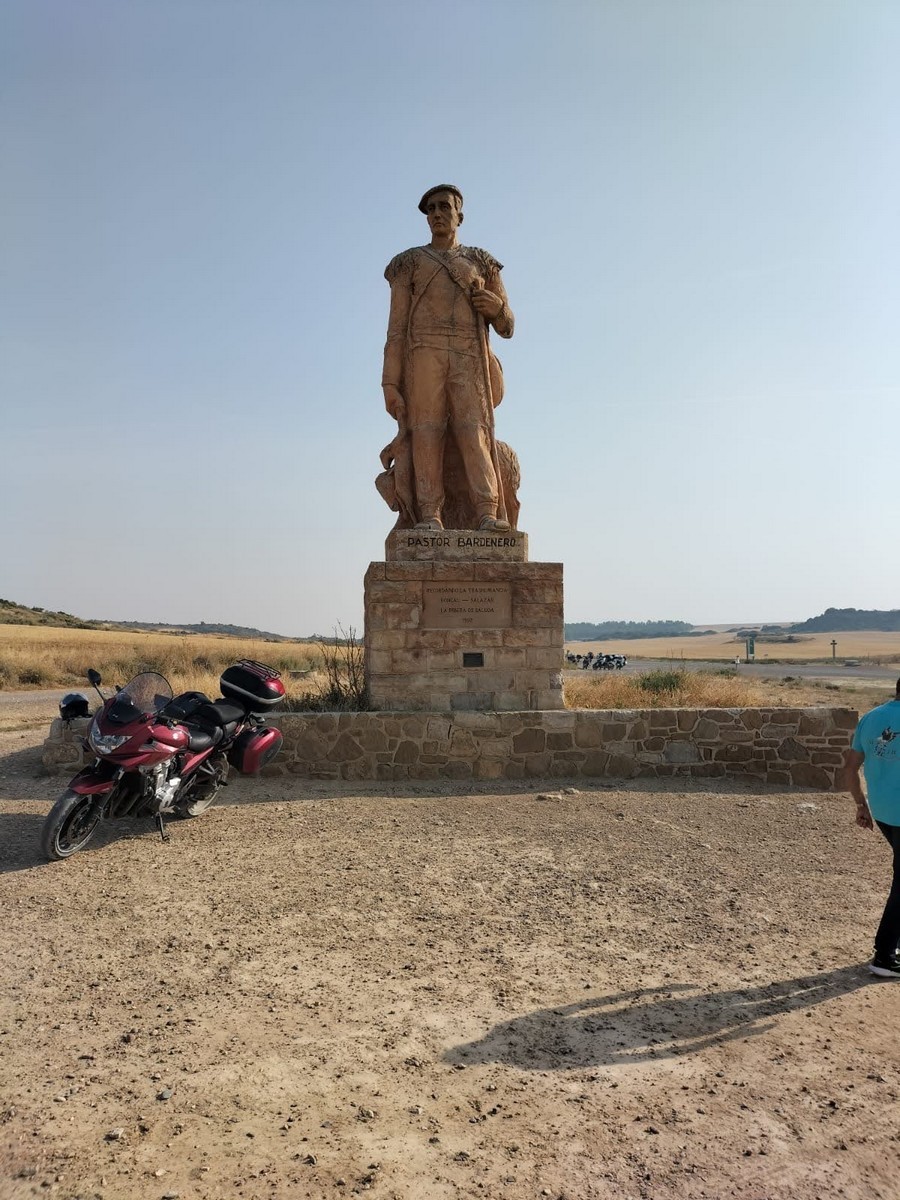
{"left": 1, "top": 709, "right": 899, "bottom": 1200}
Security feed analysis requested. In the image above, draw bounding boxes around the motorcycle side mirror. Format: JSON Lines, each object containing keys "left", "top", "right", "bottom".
{"left": 87, "top": 668, "right": 106, "bottom": 704}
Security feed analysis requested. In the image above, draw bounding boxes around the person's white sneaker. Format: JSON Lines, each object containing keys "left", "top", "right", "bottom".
{"left": 868, "top": 955, "right": 900, "bottom": 978}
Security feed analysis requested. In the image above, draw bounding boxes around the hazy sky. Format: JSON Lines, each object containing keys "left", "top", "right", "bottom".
{"left": 3, "top": 0, "right": 898, "bottom": 637}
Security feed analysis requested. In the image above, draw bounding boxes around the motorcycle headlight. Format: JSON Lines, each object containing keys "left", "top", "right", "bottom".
{"left": 89, "top": 720, "right": 130, "bottom": 755}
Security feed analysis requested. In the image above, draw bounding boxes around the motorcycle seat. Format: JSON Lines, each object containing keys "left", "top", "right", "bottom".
{"left": 185, "top": 727, "right": 217, "bottom": 752}
{"left": 184, "top": 700, "right": 248, "bottom": 749}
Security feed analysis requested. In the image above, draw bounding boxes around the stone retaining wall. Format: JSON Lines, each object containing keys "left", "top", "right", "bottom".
{"left": 41, "top": 717, "right": 95, "bottom": 773}
{"left": 41, "top": 707, "right": 857, "bottom": 789}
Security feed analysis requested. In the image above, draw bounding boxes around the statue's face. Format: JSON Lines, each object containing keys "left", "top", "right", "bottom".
{"left": 425, "top": 191, "right": 462, "bottom": 237}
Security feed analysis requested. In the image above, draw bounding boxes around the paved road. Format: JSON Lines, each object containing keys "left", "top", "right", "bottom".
{"left": 566, "top": 657, "right": 899, "bottom": 683}
{"left": 0, "top": 688, "right": 69, "bottom": 709}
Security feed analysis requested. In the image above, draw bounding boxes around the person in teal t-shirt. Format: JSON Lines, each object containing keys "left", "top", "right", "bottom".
{"left": 845, "top": 681, "right": 900, "bottom": 978}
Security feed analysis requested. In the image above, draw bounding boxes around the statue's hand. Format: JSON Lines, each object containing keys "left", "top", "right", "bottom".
{"left": 383, "top": 385, "right": 406, "bottom": 423}
{"left": 471, "top": 287, "right": 503, "bottom": 321}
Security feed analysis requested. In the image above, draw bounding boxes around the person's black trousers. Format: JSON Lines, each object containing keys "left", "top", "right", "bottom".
{"left": 875, "top": 821, "right": 900, "bottom": 958}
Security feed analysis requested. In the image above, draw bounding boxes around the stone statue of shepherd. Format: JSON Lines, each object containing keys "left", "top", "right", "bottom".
{"left": 377, "top": 184, "right": 520, "bottom": 533}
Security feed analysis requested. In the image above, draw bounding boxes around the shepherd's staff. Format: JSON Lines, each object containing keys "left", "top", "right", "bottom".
{"left": 471, "top": 285, "right": 509, "bottom": 526}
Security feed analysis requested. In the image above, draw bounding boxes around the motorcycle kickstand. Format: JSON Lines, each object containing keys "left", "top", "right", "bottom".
{"left": 154, "top": 813, "right": 170, "bottom": 843}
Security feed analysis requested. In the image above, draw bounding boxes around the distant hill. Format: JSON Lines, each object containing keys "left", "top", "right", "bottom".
{"left": 0, "top": 599, "right": 96, "bottom": 628}
{"left": 565, "top": 620, "right": 709, "bottom": 641}
{"left": 790, "top": 608, "right": 900, "bottom": 633}
{"left": 0, "top": 598, "right": 311, "bottom": 641}
{"left": 110, "top": 619, "right": 298, "bottom": 641}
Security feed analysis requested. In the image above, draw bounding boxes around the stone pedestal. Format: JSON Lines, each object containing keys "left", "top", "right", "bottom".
{"left": 364, "top": 529, "right": 563, "bottom": 712}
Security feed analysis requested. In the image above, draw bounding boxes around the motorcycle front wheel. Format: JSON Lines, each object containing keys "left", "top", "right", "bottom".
{"left": 42, "top": 789, "right": 102, "bottom": 861}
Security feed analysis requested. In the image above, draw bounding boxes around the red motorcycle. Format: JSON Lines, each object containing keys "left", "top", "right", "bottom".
{"left": 42, "top": 659, "right": 285, "bottom": 861}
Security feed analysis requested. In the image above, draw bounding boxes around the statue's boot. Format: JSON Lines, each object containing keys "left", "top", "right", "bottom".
{"left": 415, "top": 517, "right": 444, "bottom": 532}
{"left": 478, "top": 516, "right": 510, "bottom": 532}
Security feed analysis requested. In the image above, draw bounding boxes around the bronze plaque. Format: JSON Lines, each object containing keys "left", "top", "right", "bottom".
{"left": 422, "top": 582, "right": 512, "bottom": 628}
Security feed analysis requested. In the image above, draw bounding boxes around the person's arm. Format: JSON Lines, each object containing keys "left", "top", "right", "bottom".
{"left": 843, "top": 747, "right": 874, "bottom": 829}
{"left": 472, "top": 267, "right": 514, "bottom": 338}
{"left": 382, "top": 259, "right": 412, "bottom": 421}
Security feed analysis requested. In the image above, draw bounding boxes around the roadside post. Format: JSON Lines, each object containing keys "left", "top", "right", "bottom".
{"left": 831, "top": 639, "right": 837, "bottom": 661}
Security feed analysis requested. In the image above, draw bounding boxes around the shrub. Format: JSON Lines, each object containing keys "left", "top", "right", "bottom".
{"left": 638, "top": 669, "right": 687, "bottom": 694}
{"left": 286, "top": 626, "right": 369, "bottom": 712}
{"left": 18, "top": 667, "right": 48, "bottom": 686}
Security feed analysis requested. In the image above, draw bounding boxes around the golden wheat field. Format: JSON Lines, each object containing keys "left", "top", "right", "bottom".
{"left": 563, "top": 668, "right": 766, "bottom": 710}
{"left": 564, "top": 668, "right": 887, "bottom": 715}
{"left": 0, "top": 623, "right": 324, "bottom": 696}
{"left": 568, "top": 628, "right": 900, "bottom": 664}
{"left": 0, "top": 623, "right": 891, "bottom": 714}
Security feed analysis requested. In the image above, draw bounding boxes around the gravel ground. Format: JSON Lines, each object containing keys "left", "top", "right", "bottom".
{"left": 1, "top": 701, "right": 899, "bottom": 1200}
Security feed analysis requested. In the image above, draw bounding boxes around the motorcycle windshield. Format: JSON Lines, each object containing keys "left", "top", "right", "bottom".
{"left": 106, "top": 671, "right": 174, "bottom": 725}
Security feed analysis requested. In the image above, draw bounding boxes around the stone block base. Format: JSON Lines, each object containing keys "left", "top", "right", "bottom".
{"left": 364, "top": 556, "right": 564, "bottom": 711}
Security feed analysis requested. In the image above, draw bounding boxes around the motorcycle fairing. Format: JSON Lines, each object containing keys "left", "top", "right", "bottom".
{"left": 146, "top": 722, "right": 191, "bottom": 752}
{"left": 69, "top": 761, "right": 119, "bottom": 795}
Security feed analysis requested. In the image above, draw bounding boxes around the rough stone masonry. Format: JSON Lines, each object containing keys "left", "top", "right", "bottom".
{"left": 44, "top": 706, "right": 856, "bottom": 788}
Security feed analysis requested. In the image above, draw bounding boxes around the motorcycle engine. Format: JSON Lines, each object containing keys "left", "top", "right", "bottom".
{"left": 149, "top": 762, "right": 182, "bottom": 813}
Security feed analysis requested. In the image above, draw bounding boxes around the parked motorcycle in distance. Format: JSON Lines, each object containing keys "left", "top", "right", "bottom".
{"left": 42, "top": 659, "right": 285, "bottom": 861}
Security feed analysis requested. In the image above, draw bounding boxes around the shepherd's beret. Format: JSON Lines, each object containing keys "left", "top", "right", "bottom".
{"left": 418, "top": 184, "right": 463, "bottom": 213}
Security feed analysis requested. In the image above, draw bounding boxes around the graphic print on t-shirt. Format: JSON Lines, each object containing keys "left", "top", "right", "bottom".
{"left": 874, "top": 727, "right": 900, "bottom": 757}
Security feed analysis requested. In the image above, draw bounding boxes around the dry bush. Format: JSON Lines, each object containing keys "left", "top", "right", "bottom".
{"left": 0, "top": 625, "right": 323, "bottom": 697}
{"left": 565, "top": 669, "right": 767, "bottom": 710}
{"left": 288, "top": 627, "right": 370, "bottom": 711}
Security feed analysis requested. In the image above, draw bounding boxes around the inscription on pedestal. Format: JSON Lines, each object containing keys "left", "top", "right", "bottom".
{"left": 422, "top": 583, "right": 512, "bottom": 629}
{"left": 387, "top": 529, "right": 528, "bottom": 562}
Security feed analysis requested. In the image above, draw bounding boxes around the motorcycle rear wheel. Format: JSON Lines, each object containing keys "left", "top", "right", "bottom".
{"left": 172, "top": 774, "right": 220, "bottom": 818}
{"left": 42, "top": 789, "right": 102, "bottom": 861}
{"left": 175, "top": 786, "right": 220, "bottom": 818}
{"left": 173, "top": 752, "right": 228, "bottom": 819}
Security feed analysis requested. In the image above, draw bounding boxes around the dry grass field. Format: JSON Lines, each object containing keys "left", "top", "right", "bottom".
{"left": 564, "top": 668, "right": 765, "bottom": 710}
{"left": 2, "top": 624, "right": 894, "bottom": 716}
{"left": 564, "top": 668, "right": 888, "bottom": 718}
{"left": 0, "top": 624, "right": 323, "bottom": 696}
{"left": 569, "top": 629, "right": 900, "bottom": 664}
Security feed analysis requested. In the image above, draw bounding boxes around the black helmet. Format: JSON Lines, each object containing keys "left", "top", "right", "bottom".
{"left": 60, "top": 693, "right": 90, "bottom": 721}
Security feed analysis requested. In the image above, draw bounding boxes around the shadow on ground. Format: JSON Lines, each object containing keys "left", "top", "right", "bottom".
{"left": 0, "top": 742, "right": 48, "bottom": 784}
{"left": 0, "top": 810, "right": 150, "bottom": 875}
{"left": 445, "top": 967, "right": 877, "bottom": 1070}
